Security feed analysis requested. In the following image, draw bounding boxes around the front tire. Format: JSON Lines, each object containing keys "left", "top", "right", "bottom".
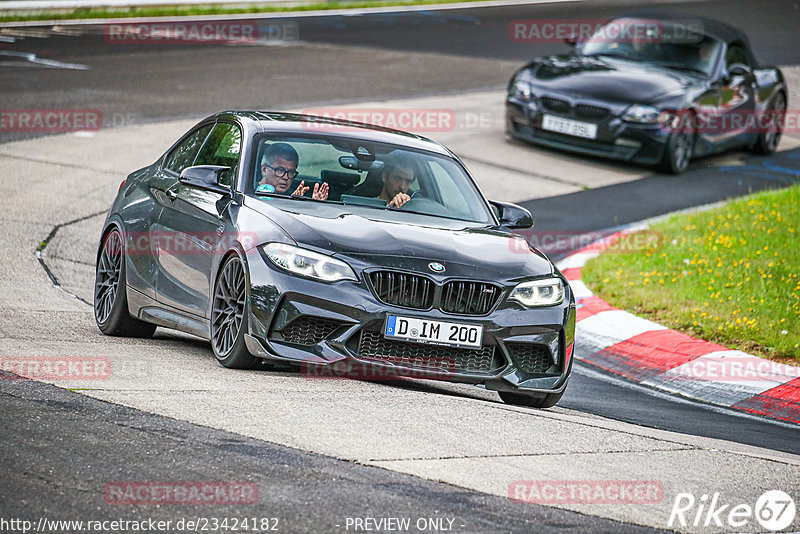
{"left": 752, "top": 92, "right": 786, "bottom": 155}
{"left": 211, "top": 253, "right": 258, "bottom": 369}
{"left": 499, "top": 389, "right": 564, "bottom": 409}
{"left": 94, "top": 228, "right": 156, "bottom": 338}
{"left": 658, "top": 116, "right": 694, "bottom": 175}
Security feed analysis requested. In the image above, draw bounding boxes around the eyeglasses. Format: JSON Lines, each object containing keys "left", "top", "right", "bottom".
{"left": 388, "top": 174, "right": 414, "bottom": 186}
{"left": 265, "top": 164, "right": 299, "bottom": 180}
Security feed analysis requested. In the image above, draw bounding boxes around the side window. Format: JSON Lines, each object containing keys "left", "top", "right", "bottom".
{"left": 164, "top": 125, "right": 213, "bottom": 175}
{"left": 194, "top": 123, "right": 242, "bottom": 187}
{"left": 725, "top": 44, "right": 750, "bottom": 69}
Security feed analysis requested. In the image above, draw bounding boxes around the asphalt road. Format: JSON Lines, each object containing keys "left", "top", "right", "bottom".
{"left": 1, "top": 0, "right": 799, "bottom": 531}
{"left": 1, "top": 376, "right": 662, "bottom": 534}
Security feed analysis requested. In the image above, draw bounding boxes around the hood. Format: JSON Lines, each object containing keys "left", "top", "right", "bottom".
{"left": 524, "top": 54, "right": 698, "bottom": 104}
{"left": 244, "top": 197, "right": 554, "bottom": 281}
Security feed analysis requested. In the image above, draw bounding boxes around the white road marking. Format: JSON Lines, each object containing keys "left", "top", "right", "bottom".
{"left": 576, "top": 309, "right": 666, "bottom": 351}
{"left": 556, "top": 251, "right": 599, "bottom": 270}
{"left": 567, "top": 279, "right": 592, "bottom": 299}
{"left": 0, "top": 50, "right": 89, "bottom": 69}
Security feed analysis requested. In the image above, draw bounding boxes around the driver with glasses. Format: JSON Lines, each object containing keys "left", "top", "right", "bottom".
{"left": 259, "top": 142, "right": 329, "bottom": 200}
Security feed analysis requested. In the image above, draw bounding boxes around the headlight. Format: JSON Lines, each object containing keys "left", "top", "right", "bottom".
{"left": 622, "top": 105, "right": 670, "bottom": 124}
{"left": 511, "top": 80, "right": 535, "bottom": 102}
{"left": 262, "top": 243, "right": 356, "bottom": 282}
{"left": 508, "top": 77, "right": 536, "bottom": 106}
{"left": 509, "top": 278, "right": 564, "bottom": 307}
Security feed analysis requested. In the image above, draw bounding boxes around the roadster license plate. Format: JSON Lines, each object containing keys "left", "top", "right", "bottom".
{"left": 384, "top": 315, "right": 483, "bottom": 348}
{"left": 542, "top": 114, "right": 598, "bottom": 139}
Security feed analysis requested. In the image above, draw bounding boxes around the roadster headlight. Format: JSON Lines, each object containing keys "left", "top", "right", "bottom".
{"left": 511, "top": 80, "right": 534, "bottom": 101}
{"left": 622, "top": 105, "right": 670, "bottom": 124}
{"left": 509, "top": 278, "right": 564, "bottom": 307}
{"left": 262, "top": 243, "right": 356, "bottom": 282}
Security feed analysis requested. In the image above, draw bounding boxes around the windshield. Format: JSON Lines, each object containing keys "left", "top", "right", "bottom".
{"left": 581, "top": 18, "right": 723, "bottom": 75}
{"left": 248, "top": 134, "right": 493, "bottom": 224}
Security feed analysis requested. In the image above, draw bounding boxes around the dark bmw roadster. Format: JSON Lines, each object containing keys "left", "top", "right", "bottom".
{"left": 506, "top": 11, "right": 787, "bottom": 173}
{"left": 94, "top": 112, "right": 576, "bottom": 408}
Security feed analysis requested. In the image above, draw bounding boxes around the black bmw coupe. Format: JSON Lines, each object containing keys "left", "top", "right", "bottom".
{"left": 94, "top": 112, "right": 576, "bottom": 408}
{"left": 506, "top": 11, "right": 787, "bottom": 173}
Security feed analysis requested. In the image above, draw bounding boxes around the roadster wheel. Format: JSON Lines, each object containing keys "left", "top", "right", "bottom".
{"left": 659, "top": 121, "right": 694, "bottom": 175}
{"left": 752, "top": 92, "right": 786, "bottom": 155}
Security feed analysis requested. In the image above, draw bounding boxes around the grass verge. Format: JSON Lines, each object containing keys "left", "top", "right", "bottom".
{"left": 582, "top": 184, "right": 800, "bottom": 363}
{"left": 1, "top": 0, "right": 489, "bottom": 24}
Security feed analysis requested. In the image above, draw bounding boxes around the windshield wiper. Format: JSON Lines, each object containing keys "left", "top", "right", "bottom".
{"left": 583, "top": 52, "right": 640, "bottom": 61}
{"left": 399, "top": 209, "right": 472, "bottom": 223}
{"left": 651, "top": 62, "right": 707, "bottom": 75}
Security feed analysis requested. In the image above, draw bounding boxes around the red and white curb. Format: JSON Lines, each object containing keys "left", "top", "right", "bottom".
{"left": 556, "top": 230, "right": 800, "bottom": 425}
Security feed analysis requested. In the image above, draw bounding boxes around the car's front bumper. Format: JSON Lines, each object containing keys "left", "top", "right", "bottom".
{"left": 243, "top": 249, "right": 575, "bottom": 395}
{"left": 506, "top": 98, "right": 670, "bottom": 165}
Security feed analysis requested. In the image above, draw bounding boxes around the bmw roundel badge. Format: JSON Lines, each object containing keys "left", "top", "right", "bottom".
{"left": 428, "top": 262, "right": 445, "bottom": 273}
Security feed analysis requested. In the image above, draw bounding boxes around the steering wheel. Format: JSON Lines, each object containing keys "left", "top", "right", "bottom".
{"left": 400, "top": 196, "right": 451, "bottom": 217}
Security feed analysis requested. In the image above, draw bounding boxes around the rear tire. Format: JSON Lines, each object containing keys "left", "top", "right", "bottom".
{"left": 211, "top": 254, "right": 258, "bottom": 369}
{"left": 499, "top": 389, "right": 564, "bottom": 409}
{"left": 752, "top": 92, "right": 786, "bottom": 155}
{"left": 94, "top": 228, "right": 156, "bottom": 338}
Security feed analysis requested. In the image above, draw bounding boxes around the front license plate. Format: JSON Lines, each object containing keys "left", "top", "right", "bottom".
{"left": 542, "top": 114, "right": 598, "bottom": 139}
{"left": 384, "top": 315, "right": 483, "bottom": 349}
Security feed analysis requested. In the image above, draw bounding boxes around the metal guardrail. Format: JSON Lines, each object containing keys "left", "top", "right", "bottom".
{"left": 0, "top": 0, "right": 322, "bottom": 11}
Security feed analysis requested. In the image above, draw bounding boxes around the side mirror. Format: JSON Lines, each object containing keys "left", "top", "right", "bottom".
{"left": 721, "top": 63, "right": 751, "bottom": 84}
{"left": 179, "top": 165, "right": 231, "bottom": 195}
{"left": 728, "top": 63, "right": 751, "bottom": 76}
{"left": 490, "top": 200, "right": 534, "bottom": 229}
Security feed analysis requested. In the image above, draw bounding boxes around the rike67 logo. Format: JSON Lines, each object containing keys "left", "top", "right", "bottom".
{"left": 669, "top": 490, "right": 796, "bottom": 531}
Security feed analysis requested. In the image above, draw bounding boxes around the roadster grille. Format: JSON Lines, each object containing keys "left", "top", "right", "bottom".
{"left": 541, "top": 97, "right": 571, "bottom": 115}
{"left": 272, "top": 316, "right": 344, "bottom": 345}
{"left": 506, "top": 342, "right": 553, "bottom": 374}
{"left": 574, "top": 104, "right": 611, "bottom": 121}
{"left": 369, "top": 271, "right": 434, "bottom": 310}
{"left": 441, "top": 281, "right": 501, "bottom": 315}
{"left": 357, "top": 329, "right": 496, "bottom": 374}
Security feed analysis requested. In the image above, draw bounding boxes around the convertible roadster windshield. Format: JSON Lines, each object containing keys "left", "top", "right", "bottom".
{"left": 581, "top": 18, "right": 723, "bottom": 75}
{"left": 248, "top": 135, "right": 493, "bottom": 223}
